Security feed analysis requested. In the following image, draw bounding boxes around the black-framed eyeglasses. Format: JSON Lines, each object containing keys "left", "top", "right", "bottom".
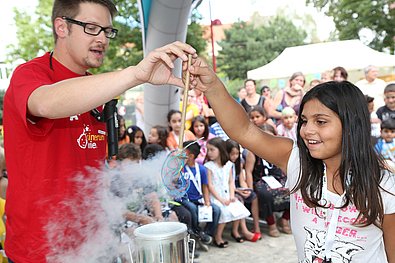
{"left": 62, "top": 16, "right": 118, "bottom": 39}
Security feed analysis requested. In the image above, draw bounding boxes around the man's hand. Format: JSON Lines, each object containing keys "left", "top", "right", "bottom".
{"left": 134, "top": 41, "right": 196, "bottom": 87}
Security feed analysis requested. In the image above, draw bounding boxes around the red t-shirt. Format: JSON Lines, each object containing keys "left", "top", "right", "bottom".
{"left": 3, "top": 53, "right": 107, "bottom": 262}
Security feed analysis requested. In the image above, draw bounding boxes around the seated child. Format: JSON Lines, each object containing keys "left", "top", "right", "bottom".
{"left": 189, "top": 115, "right": 215, "bottom": 164}
{"left": 147, "top": 125, "right": 169, "bottom": 150}
{"left": 141, "top": 144, "right": 194, "bottom": 230}
{"left": 126, "top": 125, "right": 147, "bottom": 154}
{"left": 365, "top": 95, "right": 381, "bottom": 142}
{"left": 226, "top": 139, "right": 261, "bottom": 242}
{"left": 374, "top": 118, "right": 395, "bottom": 169}
{"left": 115, "top": 143, "right": 178, "bottom": 224}
{"left": 205, "top": 138, "right": 250, "bottom": 248}
{"left": 245, "top": 124, "right": 291, "bottom": 237}
{"left": 376, "top": 83, "right": 395, "bottom": 121}
{"left": 0, "top": 147, "right": 7, "bottom": 200}
{"left": 248, "top": 105, "right": 277, "bottom": 132}
{"left": 179, "top": 141, "right": 220, "bottom": 245}
{"left": 166, "top": 110, "right": 196, "bottom": 150}
{"left": 276, "top": 106, "right": 297, "bottom": 141}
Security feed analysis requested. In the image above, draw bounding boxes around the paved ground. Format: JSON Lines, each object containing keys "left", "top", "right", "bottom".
{"left": 195, "top": 222, "right": 298, "bottom": 263}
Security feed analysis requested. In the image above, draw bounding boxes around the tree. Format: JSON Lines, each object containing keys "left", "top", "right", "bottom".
{"left": 306, "top": 0, "right": 395, "bottom": 52}
{"left": 91, "top": 0, "right": 143, "bottom": 73}
{"left": 187, "top": 10, "right": 207, "bottom": 58}
{"left": 7, "top": 0, "right": 206, "bottom": 73}
{"left": 7, "top": 0, "right": 54, "bottom": 62}
{"left": 218, "top": 16, "right": 306, "bottom": 80}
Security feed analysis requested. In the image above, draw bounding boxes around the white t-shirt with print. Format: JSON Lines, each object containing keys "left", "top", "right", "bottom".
{"left": 286, "top": 145, "right": 395, "bottom": 263}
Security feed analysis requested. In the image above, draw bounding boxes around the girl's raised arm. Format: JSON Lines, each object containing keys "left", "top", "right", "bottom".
{"left": 189, "top": 59, "right": 293, "bottom": 172}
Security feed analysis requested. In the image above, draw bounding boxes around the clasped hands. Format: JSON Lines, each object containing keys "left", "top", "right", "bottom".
{"left": 135, "top": 41, "right": 218, "bottom": 93}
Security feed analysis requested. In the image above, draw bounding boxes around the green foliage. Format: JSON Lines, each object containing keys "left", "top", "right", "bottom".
{"left": 224, "top": 78, "right": 244, "bottom": 98}
{"left": 217, "top": 16, "right": 306, "bottom": 80}
{"left": 91, "top": 0, "right": 143, "bottom": 73}
{"left": 306, "top": 0, "right": 395, "bottom": 52}
{"left": 7, "top": 0, "right": 54, "bottom": 62}
{"left": 187, "top": 10, "right": 207, "bottom": 57}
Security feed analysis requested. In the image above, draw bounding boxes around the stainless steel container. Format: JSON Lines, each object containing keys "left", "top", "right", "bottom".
{"left": 134, "top": 222, "right": 194, "bottom": 263}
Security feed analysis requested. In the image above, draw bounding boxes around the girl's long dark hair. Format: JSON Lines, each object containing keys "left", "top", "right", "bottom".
{"left": 189, "top": 115, "right": 210, "bottom": 140}
{"left": 126, "top": 125, "right": 147, "bottom": 153}
{"left": 225, "top": 139, "right": 241, "bottom": 176}
{"left": 152, "top": 125, "right": 168, "bottom": 149}
{"left": 167, "top": 109, "right": 181, "bottom": 131}
{"left": 206, "top": 137, "right": 229, "bottom": 166}
{"left": 117, "top": 115, "right": 127, "bottom": 141}
{"left": 294, "top": 81, "right": 387, "bottom": 227}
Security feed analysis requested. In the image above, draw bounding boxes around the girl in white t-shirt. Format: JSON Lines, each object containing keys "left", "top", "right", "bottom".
{"left": 189, "top": 61, "right": 395, "bottom": 263}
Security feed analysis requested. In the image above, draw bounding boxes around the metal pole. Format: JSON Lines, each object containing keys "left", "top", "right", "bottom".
{"left": 209, "top": 0, "right": 216, "bottom": 72}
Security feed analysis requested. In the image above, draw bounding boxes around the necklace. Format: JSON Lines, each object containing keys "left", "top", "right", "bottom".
{"left": 321, "top": 164, "right": 349, "bottom": 262}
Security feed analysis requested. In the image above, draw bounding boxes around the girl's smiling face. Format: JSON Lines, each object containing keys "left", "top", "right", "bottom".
{"left": 299, "top": 99, "right": 342, "bottom": 167}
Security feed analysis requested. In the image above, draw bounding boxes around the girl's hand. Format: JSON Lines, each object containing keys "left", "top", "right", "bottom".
{"left": 221, "top": 198, "right": 230, "bottom": 206}
{"left": 135, "top": 41, "right": 197, "bottom": 87}
{"left": 239, "top": 190, "right": 252, "bottom": 198}
{"left": 188, "top": 57, "right": 221, "bottom": 94}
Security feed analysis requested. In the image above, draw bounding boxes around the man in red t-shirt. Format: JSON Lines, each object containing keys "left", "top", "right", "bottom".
{"left": 3, "top": 1, "right": 196, "bottom": 262}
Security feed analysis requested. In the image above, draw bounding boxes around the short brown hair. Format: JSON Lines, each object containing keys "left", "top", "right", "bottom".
{"left": 384, "top": 83, "right": 395, "bottom": 94}
{"left": 332, "top": 66, "right": 348, "bottom": 80}
{"left": 51, "top": 0, "right": 117, "bottom": 42}
{"left": 117, "top": 143, "right": 141, "bottom": 161}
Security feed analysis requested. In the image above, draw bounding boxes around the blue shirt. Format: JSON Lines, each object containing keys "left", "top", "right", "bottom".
{"left": 210, "top": 122, "right": 229, "bottom": 141}
{"left": 375, "top": 138, "right": 395, "bottom": 160}
{"left": 183, "top": 163, "right": 208, "bottom": 201}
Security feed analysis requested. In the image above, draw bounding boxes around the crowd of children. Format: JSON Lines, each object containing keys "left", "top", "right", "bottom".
{"left": 108, "top": 67, "right": 395, "bottom": 262}
{"left": 1, "top": 65, "right": 394, "bottom": 262}
{"left": 187, "top": 58, "right": 394, "bottom": 262}
{"left": 113, "top": 72, "right": 394, "bottom": 243}
{"left": 109, "top": 80, "right": 306, "bottom": 257}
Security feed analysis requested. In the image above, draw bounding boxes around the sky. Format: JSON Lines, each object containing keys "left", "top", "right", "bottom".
{"left": 196, "top": 0, "right": 335, "bottom": 38}
{"left": 0, "top": 0, "right": 335, "bottom": 61}
{"left": 1, "top": 0, "right": 39, "bottom": 61}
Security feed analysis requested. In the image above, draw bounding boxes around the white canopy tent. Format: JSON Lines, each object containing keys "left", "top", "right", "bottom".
{"left": 247, "top": 39, "right": 395, "bottom": 80}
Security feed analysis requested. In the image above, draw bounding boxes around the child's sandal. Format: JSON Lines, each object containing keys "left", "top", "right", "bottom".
{"left": 214, "top": 241, "right": 229, "bottom": 248}
{"left": 268, "top": 227, "right": 280, "bottom": 237}
{"left": 281, "top": 225, "right": 292, "bottom": 234}
{"left": 231, "top": 233, "right": 244, "bottom": 243}
{"left": 248, "top": 232, "right": 261, "bottom": 242}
